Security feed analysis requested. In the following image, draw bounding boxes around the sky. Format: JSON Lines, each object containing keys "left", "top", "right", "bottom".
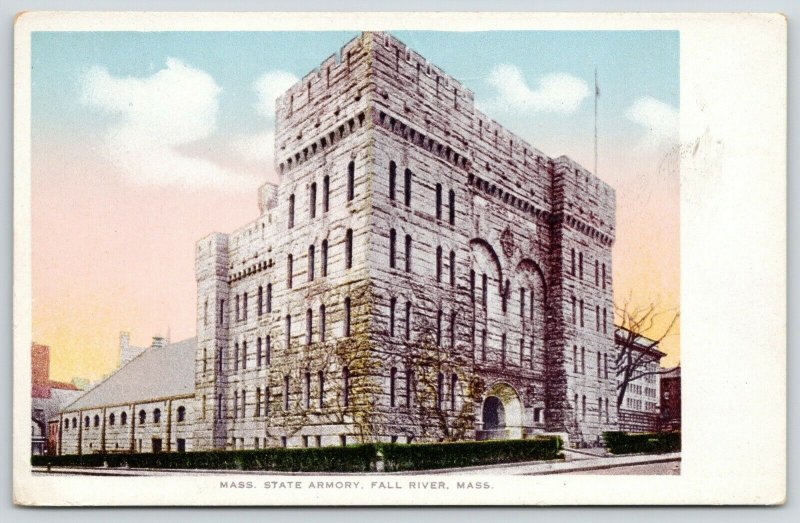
{"left": 30, "top": 30, "right": 680, "bottom": 382}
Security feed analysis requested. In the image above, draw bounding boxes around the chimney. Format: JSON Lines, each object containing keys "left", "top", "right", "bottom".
{"left": 151, "top": 336, "right": 167, "bottom": 349}
{"left": 120, "top": 331, "right": 130, "bottom": 352}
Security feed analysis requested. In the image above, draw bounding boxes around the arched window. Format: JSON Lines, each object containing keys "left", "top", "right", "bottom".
{"left": 602, "top": 263, "right": 607, "bottom": 289}
{"left": 582, "top": 395, "right": 587, "bottom": 420}
{"left": 283, "top": 375, "right": 290, "bottom": 411}
{"left": 63, "top": 419, "right": 68, "bottom": 432}
{"left": 449, "top": 250, "right": 456, "bottom": 286}
{"left": 153, "top": 409, "right": 161, "bottom": 424}
{"left": 347, "top": 161, "right": 355, "bottom": 201}
{"left": 579, "top": 252, "right": 584, "bottom": 280}
{"left": 265, "top": 335, "right": 272, "bottom": 365}
{"left": 405, "top": 301, "right": 412, "bottom": 341}
{"left": 389, "top": 161, "right": 397, "bottom": 201}
{"left": 266, "top": 283, "right": 272, "bottom": 312}
{"left": 285, "top": 314, "right": 292, "bottom": 348}
{"left": 323, "top": 175, "right": 330, "bottom": 213}
{"left": 389, "top": 367, "right": 397, "bottom": 407}
{"left": 93, "top": 415, "right": 100, "bottom": 427}
{"left": 573, "top": 345, "right": 578, "bottom": 373}
{"left": 138, "top": 410, "right": 146, "bottom": 425}
{"left": 242, "top": 340, "right": 248, "bottom": 370}
{"left": 448, "top": 189, "right": 456, "bottom": 225}
{"left": 304, "top": 371, "right": 311, "bottom": 409}
{"left": 287, "top": 254, "right": 293, "bottom": 288}
{"left": 581, "top": 347, "right": 586, "bottom": 374}
{"left": 306, "top": 308, "right": 313, "bottom": 345}
{"left": 580, "top": 299, "right": 585, "bottom": 327}
{"left": 571, "top": 248, "right": 576, "bottom": 276}
{"left": 321, "top": 239, "right": 329, "bottom": 276}
{"left": 109, "top": 413, "right": 115, "bottom": 426}
{"left": 389, "top": 297, "right": 396, "bottom": 337}
{"left": 435, "top": 183, "right": 442, "bottom": 220}
{"left": 177, "top": 406, "right": 186, "bottom": 422}
{"left": 72, "top": 417, "right": 77, "bottom": 429}
{"left": 404, "top": 234, "right": 412, "bottom": 272}
{"left": 345, "top": 229, "right": 353, "bottom": 269}
{"left": 258, "top": 286, "right": 263, "bottom": 316}
{"left": 342, "top": 366, "right": 350, "bottom": 407}
{"left": 319, "top": 304, "right": 327, "bottom": 342}
{"left": 389, "top": 229, "right": 396, "bottom": 268}
{"left": 308, "top": 245, "right": 315, "bottom": 281}
{"left": 120, "top": 412, "right": 127, "bottom": 426}
{"left": 257, "top": 337, "right": 262, "bottom": 367}
{"left": 234, "top": 342, "right": 240, "bottom": 371}
{"left": 572, "top": 296, "right": 577, "bottom": 324}
{"left": 404, "top": 168, "right": 412, "bottom": 206}
{"left": 481, "top": 274, "right": 488, "bottom": 308}
{"left": 309, "top": 182, "right": 317, "bottom": 219}
{"left": 288, "top": 194, "right": 295, "bottom": 229}
{"left": 436, "top": 247, "right": 443, "bottom": 282}
{"left": 343, "top": 297, "right": 352, "bottom": 337}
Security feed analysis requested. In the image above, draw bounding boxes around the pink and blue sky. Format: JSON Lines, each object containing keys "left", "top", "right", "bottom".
{"left": 30, "top": 31, "right": 679, "bottom": 381}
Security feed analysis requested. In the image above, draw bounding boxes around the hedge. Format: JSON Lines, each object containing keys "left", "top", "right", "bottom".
{"left": 31, "top": 437, "right": 563, "bottom": 472}
{"left": 602, "top": 431, "right": 681, "bottom": 455}
{"left": 380, "top": 437, "right": 563, "bottom": 472}
{"left": 31, "top": 444, "right": 377, "bottom": 472}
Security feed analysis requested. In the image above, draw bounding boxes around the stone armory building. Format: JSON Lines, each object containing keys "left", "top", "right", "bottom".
{"left": 57, "top": 31, "right": 619, "bottom": 454}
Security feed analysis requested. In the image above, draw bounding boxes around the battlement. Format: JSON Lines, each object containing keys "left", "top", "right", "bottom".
{"left": 551, "top": 156, "right": 616, "bottom": 243}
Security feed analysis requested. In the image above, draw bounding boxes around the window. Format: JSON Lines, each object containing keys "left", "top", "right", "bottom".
{"left": 153, "top": 409, "right": 161, "bottom": 424}
{"left": 602, "top": 263, "right": 607, "bottom": 289}
{"left": 448, "top": 189, "right": 455, "bottom": 225}
{"left": 436, "top": 372, "right": 444, "bottom": 409}
{"left": 390, "top": 367, "right": 397, "bottom": 407}
{"left": 204, "top": 299, "right": 208, "bottom": 326}
{"left": 345, "top": 229, "right": 353, "bottom": 269}
{"left": 243, "top": 293, "right": 248, "bottom": 321}
{"left": 520, "top": 288, "right": 526, "bottom": 322}
{"left": 308, "top": 245, "right": 315, "bottom": 281}
{"left": 389, "top": 161, "right": 397, "bottom": 201}
{"left": 265, "top": 335, "right": 271, "bottom": 365}
{"left": 318, "top": 371, "right": 325, "bottom": 408}
{"left": 449, "top": 251, "right": 456, "bottom": 286}
{"left": 450, "top": 311, "right": 457, "bottom": 349}
{"left": 573, "top": 345, "right": 578, "bottom": 373}
{"left": 266, "top": 283, "right": 272, "bottom": 312}
{"left": 241, "top": 391, "right": 247, "bottom": 418}
{"left": 603, "top": 308, "right": 608, "bottom": 334}
{"left": 346, "top": 161, "right": 356, "bottom": 202}
{"left": 94, "top": 414, "right": 100, "bottom": 427}
{"left": 389, "top": 297, "right": 396, "bottom": 337}
{"left": 450, "top": 373, "right": 457, "bottom": 410}
{"left": 321, "top": 239, "right": 329, "bottom": 277}
{"left": 435, "top": 184, "right": 442, "bottom": 219}
{"left": 389, "top": 229, "right": 396, "bottom": 268}
{"left": 580, "top": 299, "right": 585, "bottom": 327}
{"left": 256, "top": 337, "right": 262, "bottom": 367}
{"left": 177, "top": 439, "right": 186, "bottom": 453}
{"left": 404, "top": 234, "right": 412, "bottom": 272}
{"left": 436, "top": 247, "right": 442, "bottom": 282}
{"left": 285, "top": 314, "right": 292, "bottom": 349}
{"left": 404, "top": 168, "right": 412, "bottom": 206}
{"left": 309, "top": 182, "right": 317, "bottom": 219}
{"left": 530, "top": 339, "right": 535, "bottom": 369}
{"left": 581, "top": 347, "right": 586, "bottom": 374}
{"left": 242, "top": 341, "right": 247, "bottom": 370}
{"left": 120, "top": 412, "right": 127, "bottom": 425}
{"left": 582, "top": 395, "right": 587, "bottom": 420}
{"left": 235, "top": 295, "right": 240, "bottom": 322}
{"left": 579, "top": 252, "right": 584, "bottom": 280}
{"left": 595, "top": 260, "right": 599, "bottom": 286}
{"left": 323, "top": 175, "right": 330, "bottom": 213}
{"left": 502, "top": 279, "right": 510, "bottom": 314}
{"left": 469, "top": 270, "right": 475, "bottom": 303}
{"left": 406, "top": 370, "right": 413, "bottom": 407}
{"left": 481, "top": 273, "right": 488, "bottom": 308}
{"left": 572, "top": 296, "right": 577, "bottom": 324}
{"left": 138, "top": 410, "right": 146, "bottom": 425}
{"left": 219, "top": 299, "right": 225, "bottom": 325}
{"left": 405, "top": 301, "right": 412, "bottom": 341}
{"left": 519, "top": 338, "right": 524, "bottom": 365}
{"left": 234, "top": 343, "right": 239, "bottom": 371}
{"left": 283, "top": 375, "right": 290, "bottom": 411}
{"left": 343, "top": 297, "right": 352, "bottom": 337}
{"left": 304, "top": 371, "right": 311, "bottom": 409}
{"left": 596, "top": 305, "right": 600, "bottom": 331}
{"left": 436, "top": 309, "right": 443, "bottom": 346}
{"left": 217, "top": 394, "right": 222, "bottom": 419}
{"left": 287, "top": 254, "right": 293, "bottom": 288}
{"left": 264, "top": 384, "right": 270, "bottom": 416}
{"left": 258, "top": 286, "right": 263, "bottom": 316}
{"left": 604, "top": 353, "right": 609, "bottom": 379}
{"left": 571, "top": 248, "right": 576, "bottom": 276}
{"left": 306, "top": 309, "right": 313, "bottom": 345}
{"left": 501, "top": 333, "right": 507, "bottom": 367}
{"left": 597, "top": 352, "right": 601, "bottom": 378}
{"left": 288, "top": 194, "right": 295, "bottom": 229}
{"left": 233, "top": 391, "right": 239, "bottom": 419}
{"left": 342, "top": 367, "right": 350, "bottom": 407}
{"left": 319, "top": 304, "right": 327, "bottom": 342}
{"left": 481, "top": 329, "right": 487, "bottom": 361}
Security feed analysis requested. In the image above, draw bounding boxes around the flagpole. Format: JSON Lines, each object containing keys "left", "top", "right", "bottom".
{"left": 594, "top": 67, "right": 598, "bottom": 176}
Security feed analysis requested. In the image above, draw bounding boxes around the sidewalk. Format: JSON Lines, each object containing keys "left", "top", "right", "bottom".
{"left": 31, "top": 452, "right": 680, "bottom": 477}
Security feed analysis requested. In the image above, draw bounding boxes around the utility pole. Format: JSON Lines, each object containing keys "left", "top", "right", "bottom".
{"left": 594, "top": 67, "right": 600, "bottom": 176}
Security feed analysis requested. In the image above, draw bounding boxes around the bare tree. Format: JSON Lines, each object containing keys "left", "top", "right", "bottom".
{"left": 614, "top": 298, "right": 679, "bottom": 409}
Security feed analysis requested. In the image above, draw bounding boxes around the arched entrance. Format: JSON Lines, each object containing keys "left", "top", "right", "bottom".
{"left": 479, "top": 383, "right": 523, "bottom": 439}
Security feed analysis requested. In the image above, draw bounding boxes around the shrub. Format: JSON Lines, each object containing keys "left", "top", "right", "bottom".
{"left": 31, "top": 444, "right": 377, "bottom": 473}
{"left": 379, "top": 437, "right": 563, "bottom": 472}
{"left": 602, "top": 431, "right": 681, "bottom": 455}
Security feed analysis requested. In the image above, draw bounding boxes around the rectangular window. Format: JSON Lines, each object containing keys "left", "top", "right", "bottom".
{"left": 319, "top": 304, "right": 326, "bottom": 342}
{"left": 266, "top": 283, "right": 272, "bottom": 312}
{"left": 573, "top": 345, "right": 578, "bottom": 373}
{"left": 501, "top": 333, "right": 507, "bottom": 367}
{"left": 309, "top": 182, "right": 317, "bottom": 219}
{"left": 520, "top": 288, "right": 526, "bottom": 322}
{"left": 241, "top": 390, "right": 247, "bottom": 418}
{"left": 308, "top": 245, "right": 315, "bottom": 281}
{"left": 481, "top": 329, "right": 487, "bottom": 361}
{"left": 285, "top": 315, "right": 291, "bottom": 349}
{"left": 234, "top": 343, "right": 239, "bottom": 372}
{"left": 233, "top": 391, "right": 239, "bottom": 419}
{"left": 306, "top": 309, "right": 313, "bottom": 345}
{"left": 572, "top": 296, "right": 577, "bottom": 324}
{"left": 450, "top": 311, "right": 456, "bottom": 349}
{"left": 436, "top": 247, "right": 442, "bottom": 282}
{"left": 318, "top": 371, "right": 325, "bottom": 408}
{"left": 481, "top": 273, "right": 488, "bottom": 308}
{"left": 449, "top": 251, "right": 456, "bottom": 287}
{"left": 288, "top": 194, "right": 295, "bottom": 229}
{"left": 405, "top": 370, "right": 413, "bottom": 407}
{"left": 579, "top": 252, "right": 583, "bottom": 280}
{"left": 602, "top": 263, "right": 607, "bottom": 289}
{"left": 596, "top": 305, "right": 600, "bottom": 331}
{"left": 570, "top": 248, "right": 575, "bottom": 276}
{"left": 347, "top": 161, "right": 355, "bottom": 201}
{"left": 323, "top": 175, "right": 330, "bottom": 213}
{"left": 255, "top": 387, "right": 261, "bottom": 417}
{"left": 242, "top": 341, "right": 247, "bottom": 370}
{"left": 404, "top": 235, "right": 412, "bottom": 272}
{"left": 603, "top": 308, "right": 608, "bottom": 334}
{"left": 265, "top": 335, "right": 271, "bottom": 365}
{"left": 580, "top": 299, "right": 585, "bottom": 327}
{"left": 389, "top": 297, "right": 396, "bottom": 337}
{"left": 405, "top": 302, "right": 412, "bottom": 341}
{"left": 304, "top": 372, "right": 311, "bottom": 409}
{"left": 436, "top": 309, "right": 443, "bottom": 347}
{"left": 389, "top": 162, "right": 397, "bottom": 201}
{"left": 287, "top": 254, "right": 293, "bottom": 288}
{"left": 389, "top": 367, "right": 397, "bottom": 407}
{"left": 235, "top": 295, "right": 240, "bottom": 322}
{"left": 243, "top": 293, "right": 248, "bottom": 321}
{"left": 342, "top": 367, "right": 350, "bottom": 407}
{"left": 448, "top": 189, "right": 455, "bottom": 226}
{"left": 470, "top": 270, "right": 475, "bottom": 303}
{"left": 321, "top": 240, "right": 329, "bottom": 277}
{"left": 435, "top": 184, "right": 442, "bottom": 220}
{"left": 343, "top": 297, "right": 351, "bottom": 337}
{"left": 595, "top": 260, "right": 599, "bottom": 286}
{"left": 345, "top": 229, "right": 353, "bottom": 269}
{"left": 283, "top": 375, "right": 290, "bottom": 411}
{"left": 404, "top": 168, "right": 412, "bottom": 206}
{"left": 581, "top": 347, "right": 586, "bottom": 374}
{"left": 258, "top": 286, "right": 263, "bottom": 316}
{"left": 389, "top": 229, "right": 396, "bottom": 269}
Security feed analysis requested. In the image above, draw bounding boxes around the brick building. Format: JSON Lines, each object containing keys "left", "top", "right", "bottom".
{"left": 57, "top": 31, "right": 621, "bottom": 454}
{"left": 31, "top": 343, "right": 82, "bottom": 455}
{"left": 659, "top": 366, "right": 681, "bottom": 431}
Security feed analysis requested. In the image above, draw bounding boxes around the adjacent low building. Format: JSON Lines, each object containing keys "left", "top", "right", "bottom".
{"left": 31, "top": 343, "right": 83, "bottom": 455}
{"left": 614, "top": 328, "right": 666, "bottom": 433}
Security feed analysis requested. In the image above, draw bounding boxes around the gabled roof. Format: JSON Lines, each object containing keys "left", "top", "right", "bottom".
{"left": 63, "top": 337, "right": 196, "bottom": 412}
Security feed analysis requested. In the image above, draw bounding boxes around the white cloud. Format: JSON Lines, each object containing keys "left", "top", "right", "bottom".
{"left": 626, "top": 96, "right": 679, "bottom": 148}
{"left": 253, "top": 70, "right": 299, "bottom": 118}
{"left": 229, "top": 130, "right": 275, "bottom": 166}
{"left": 81, "top": 58, "right": 258, "bottom": 190}
{"left": 482, "top": 64, "right": 590, "bottom": 114}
